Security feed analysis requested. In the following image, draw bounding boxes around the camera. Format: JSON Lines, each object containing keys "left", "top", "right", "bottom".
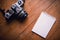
{"left": 0, "top": 0, "right": 28, "bottom": 22}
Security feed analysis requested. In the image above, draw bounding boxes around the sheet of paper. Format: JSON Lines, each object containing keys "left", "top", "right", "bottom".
{"left": 32, "top": 12, "right": 56, "bottom": 38}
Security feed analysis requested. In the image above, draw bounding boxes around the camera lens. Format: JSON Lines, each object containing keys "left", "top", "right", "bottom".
{"left": 17, "top": 10, "right": 28, "bottom": 21}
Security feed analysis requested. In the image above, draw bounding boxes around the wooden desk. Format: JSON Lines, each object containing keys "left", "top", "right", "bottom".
{"left": 0, "top": 0, "right": 60, "bottom": 40}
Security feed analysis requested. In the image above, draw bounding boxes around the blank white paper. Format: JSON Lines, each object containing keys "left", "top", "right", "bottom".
{"left": 32, "top": 12, "right": 56, "bottom": 38}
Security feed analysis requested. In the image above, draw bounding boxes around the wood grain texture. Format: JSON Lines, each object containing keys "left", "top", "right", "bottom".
{"left": 0, "top": 0, "right": 60, "bottom": 40}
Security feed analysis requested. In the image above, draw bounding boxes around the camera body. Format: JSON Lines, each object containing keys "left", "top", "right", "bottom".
{"left": 4, "top": 0, "right": 28, "bottom": 22}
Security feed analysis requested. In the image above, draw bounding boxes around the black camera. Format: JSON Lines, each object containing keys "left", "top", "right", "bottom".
{"left": 0, "top": 0, "right": 28, "bottom": 22}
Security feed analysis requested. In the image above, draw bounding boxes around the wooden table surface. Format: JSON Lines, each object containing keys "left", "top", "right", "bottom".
{"left": 0, "top": 0, "right": 60, "bottom": 40}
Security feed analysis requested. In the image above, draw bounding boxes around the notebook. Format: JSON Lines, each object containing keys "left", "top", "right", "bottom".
{"left": 32, "top": 12, "right": 56, "bottom": 38}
